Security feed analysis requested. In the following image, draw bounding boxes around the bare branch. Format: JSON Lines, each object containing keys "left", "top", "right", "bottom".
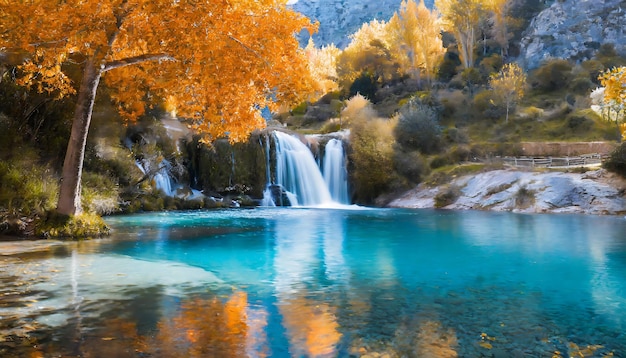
{"left": 102, "top": 53, "right": 175, "bottom": 72}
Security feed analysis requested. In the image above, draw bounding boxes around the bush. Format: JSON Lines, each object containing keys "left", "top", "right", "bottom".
{"left": 568, "top": 76, "right": 594, "bottom": 95}
{"left": 394, "top": 98, "right": 442, "bottom": 154}
{"left": 442, "top": 127, "right": 469, "bottom": 145}
{"left": 518, "top": 106, "right": 544, "bottom": 120}
{"left": 291, "top": 101, "right": 308, "bottom": 115}
{"left": 531, "top": 59, "right": 573, "bottom": 92}
{"left": 342, "top": 94, "right": 377, "bottom": 125}
{"left": 393, "top": 149, "right": 428, "bottom": 184}
{"left": 0, "top": 159, "right": 58, "bottom": 218}
{"left": 349, "top": 110, "right": 397, "bottom": 204}
{"left": 603, "top": 142, "right": 626, "bottom": 178}
{"left": 472, "top": 90, "right": 504, "bottom": 120}
{"left": 349, "top": 72, "right": 378, "bottom": 101}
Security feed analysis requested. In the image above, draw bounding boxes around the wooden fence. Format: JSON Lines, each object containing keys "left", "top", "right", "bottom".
{"left": 499, "top": 154, "right": 605, "bottom": 168}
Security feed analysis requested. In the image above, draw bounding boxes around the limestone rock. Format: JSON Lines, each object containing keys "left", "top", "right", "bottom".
{"left": 520, "top": 0, "right": 626, "bottom": 69}
{"left": 389, "top": 169, "right": 626, "bottom": 215}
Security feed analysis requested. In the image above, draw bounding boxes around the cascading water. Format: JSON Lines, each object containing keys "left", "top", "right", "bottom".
{"left": 322, "top": 139, "right": 350, "bottom": 204}
{"left": 136, "top": 159, "right": 175, "bottom": 196}
{"left": 261, "top": 134, "right": 277, "bottom": 207}
{"left": 269, "top": 131, "right": 334, "bottom": 206}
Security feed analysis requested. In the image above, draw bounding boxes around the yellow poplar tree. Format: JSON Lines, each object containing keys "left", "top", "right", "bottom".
{"left": 0, "top": 0, "right": 316, "bottom": 216}
{"left": 489, "top": 62, "right": 526, "bottom": 123}
{"left": 599, "top": 66, "right": 626, "bottom": 139}
{"left": 337, "top": 19, "right": 394, "bottom": 86}
{"left": 388, "top": 0, "right": 446, "bottom": 85}
{"left": 305, "top": 38, "right": 341, "bottom": 98}
{"left": 435, "top": 0, "right": 484, "bottom": 69}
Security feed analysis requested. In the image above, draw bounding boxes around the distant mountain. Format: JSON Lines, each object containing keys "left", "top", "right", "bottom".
{"left": 290, "top": 0, "right": 434, "bottom": 48}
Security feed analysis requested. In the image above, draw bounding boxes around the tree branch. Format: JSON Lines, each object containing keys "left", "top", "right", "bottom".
{"left": 102, "top": 53, "right": 175, "bottom": 72}
{"left": 227, "top": 35, "right": 270, "bottom": 67}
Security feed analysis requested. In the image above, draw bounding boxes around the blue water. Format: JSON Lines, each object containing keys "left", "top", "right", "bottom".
{"left": 2, "top": 208, "right": 626, "bottom": 357}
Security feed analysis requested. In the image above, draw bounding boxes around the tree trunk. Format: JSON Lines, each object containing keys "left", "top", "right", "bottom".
{"left": 56, "top": 59, "right": 102, "bottom": 216}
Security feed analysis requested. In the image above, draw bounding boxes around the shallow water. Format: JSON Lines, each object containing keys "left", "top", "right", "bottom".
{"left": 1, "top": 208, "right": 626, "bottom": 357}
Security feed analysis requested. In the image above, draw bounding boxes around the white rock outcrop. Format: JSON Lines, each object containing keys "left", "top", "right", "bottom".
{"left": 389, "top": 169, "right": 626, "bottom": 215}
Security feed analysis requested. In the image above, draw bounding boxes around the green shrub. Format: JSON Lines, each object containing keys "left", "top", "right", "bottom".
{"left": 603, "top": 142, "right": 626, "bottom": 178}
{"left": 291, "top": 101, "right": 309, "bottom": 115}
{"left": 442, "top": 127, "right": 468, "bottom": 145}
{"left": 568, "top": 76, "right": 594, "bottom": 95}
{"left": 36, "top": 212, "right": 110, "bottom": 239}
{"left": 393, "top": 149, "right": 428, "bottom": 184}
{"left": 472, "top": 90, "right": 505, "bottom": 120}
{"left": 349, "top": 72, "right": 378, "bottom": 101}
{"left": 429, "top": 155, "right": 451, "bottom": 169}
{"left": 0, "top": 160, "right": 58, "bottom": 218}
{"left": 530, "top": 59, "right": 573, "bottom": 92}
{"left": 438, "top": 52, "right": 461, "bottom": 82}
{"left": 394, "top": 98, "right": 442, "bottom": 154}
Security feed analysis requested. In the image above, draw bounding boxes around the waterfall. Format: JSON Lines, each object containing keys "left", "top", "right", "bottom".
{"left": 272, "top": 131, "right": 334, "bottom": 206}
{"left": 323, "top": 139, "right": 350, "bottom": 204}
{"left": 261, "top": 134, "right": 276, "bottom": 207}
{"left": 136, "top": 158, "right": 175, "bottom": 196}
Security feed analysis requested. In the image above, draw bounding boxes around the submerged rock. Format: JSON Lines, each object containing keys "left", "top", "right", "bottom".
{"left": 389, "top": 169, "right": 626, "bottom": 215}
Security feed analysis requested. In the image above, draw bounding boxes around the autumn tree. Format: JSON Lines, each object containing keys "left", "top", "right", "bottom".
{"left": 0, "top": 0, "right": 316, "bottom": 216}
{"left": 598, "top": 66, "right": 626, "bottom": 139}
{"left": 489, "top": 62, "right": 526, "bottom": 123}
{"left": 388, "top": 0, "right": 446, "bottom": 85}
{"left": 305, "top": 38, "right": 341, "bottom": 98}
{"left": 337, "top": 19, "right": 399, "bottom": 92}
{"left": 485, "top": 0, "right": 512, "bottom": 57}
{"left": 435, "top": 0, "right": 485, "bottom": 69}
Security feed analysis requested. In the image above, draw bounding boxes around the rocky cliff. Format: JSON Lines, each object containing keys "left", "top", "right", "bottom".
{"left": 520, "top": 0, "right": 626, "bottom": 69}
{"left": 290, "top": 0, "right": 433, "bottom": 48}
{"left": 389, "top": 169, "right": 626, "bottom": 215}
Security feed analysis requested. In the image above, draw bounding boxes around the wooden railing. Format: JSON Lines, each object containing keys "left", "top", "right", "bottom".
{"left": 499, "top": 154, "right": 605, "bottom": 168}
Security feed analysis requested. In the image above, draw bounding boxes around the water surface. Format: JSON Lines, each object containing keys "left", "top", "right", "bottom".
{"left": 1, "top": 208, "right": 625, "bottom": 357}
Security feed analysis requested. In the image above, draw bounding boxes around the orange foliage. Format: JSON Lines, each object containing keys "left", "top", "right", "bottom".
{"left": 0, "top": 0, "right": 317, "bottom": 143}
{"left": 153, "top": 292, "right": 251, "bottom": 357}
{"left": 278, "top": 296, "right": 342, "bottom": 357}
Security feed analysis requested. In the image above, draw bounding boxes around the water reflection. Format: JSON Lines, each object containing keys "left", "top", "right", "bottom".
{"left": 1, "top": 209, "right": 626, "bottom": 357}
{"left": 273, "top": 210, "right": 344, "bottom": 356}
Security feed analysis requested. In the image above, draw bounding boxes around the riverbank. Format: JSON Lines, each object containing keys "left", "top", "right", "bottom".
{"left": 388, "top": 168, "right": 626, "bottom": 215}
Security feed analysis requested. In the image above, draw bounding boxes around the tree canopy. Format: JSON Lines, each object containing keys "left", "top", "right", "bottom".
{"left": 1, "top": 0, "right": 316, "bottom": 141}
{"left": 0, "top": 0, "right": 317, "bottom": 215}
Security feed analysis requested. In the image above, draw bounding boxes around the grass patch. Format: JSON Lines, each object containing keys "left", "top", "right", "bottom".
{"left": 36, "top": 212, "right": 110, "bottom": 239}
{"left": 424, "top": 163, "right": 491, "bottom": 187}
